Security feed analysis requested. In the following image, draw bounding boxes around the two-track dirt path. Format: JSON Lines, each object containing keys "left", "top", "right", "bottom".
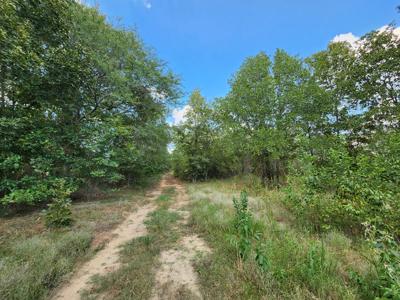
{"left": 150, "top": 176, "right": 210, "bottom": 300}
{"left": 52, "top": 178, "right": 165, "bottom": 300}
{"left": 53, "top": 175, "right": 209, "bottom": 300}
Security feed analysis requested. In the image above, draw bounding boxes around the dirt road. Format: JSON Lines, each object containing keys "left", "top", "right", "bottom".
{"left": 53, "top": 175, "right": 209, "bottom": 300}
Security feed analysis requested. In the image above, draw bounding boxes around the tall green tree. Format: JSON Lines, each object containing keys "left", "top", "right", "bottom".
{"left": 348, "top": 26, "right": 400, "bottom": 136}
{"left": 217, "top": 51, "right": 312, "bottom": 184}
{"left": 0, "top": 0, "right": 180, "bottom": 208}
{"left": 172, "top": 90, "right": 213, "bottom": 180}
{"left": 172, "top": 90, "right": 236, "bottom": 180}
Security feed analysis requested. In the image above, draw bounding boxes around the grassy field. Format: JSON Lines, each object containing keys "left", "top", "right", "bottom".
{"left": 0, "top": 176, "right": 379, "bottom": 299}
{"left": 186, "top": 176, "right": 377, "bottom": 299}
{"left": 0, "top": 185, "right": 152, "bottom": 300}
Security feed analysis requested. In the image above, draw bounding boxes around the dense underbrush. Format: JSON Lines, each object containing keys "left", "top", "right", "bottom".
{"left": 187, "top": 178, "right": 378, "bottom": 299}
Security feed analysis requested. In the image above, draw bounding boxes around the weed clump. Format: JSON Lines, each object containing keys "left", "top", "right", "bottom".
{"left": 231, "top": 191, "right": 256, "bottom": 259}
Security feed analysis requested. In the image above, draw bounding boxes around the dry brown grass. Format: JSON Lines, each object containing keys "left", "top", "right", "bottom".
{"left": 0, "top": 185, "right": 152, "bottom": 300}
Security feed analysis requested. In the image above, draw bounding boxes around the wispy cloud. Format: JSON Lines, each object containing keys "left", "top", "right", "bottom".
{"left": 331, "top": 25, "right": 400, "bottom": 49}
{"left": 133, "top": 0, "right": 152, "bottom": 9}
{"left": 143, "top": 0, "right": 151, "bottom": 9}
{"left": 171, "top": 105, "right": 190, "bottom": 126}
{"left": 167, "top": 143, "right": 175, "bottom": 153}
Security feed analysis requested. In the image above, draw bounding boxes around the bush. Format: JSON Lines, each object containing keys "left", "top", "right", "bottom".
{"left": 285, "top": 132, "right": 400, "bottom": 298}
{"left": 363, "top": 226, "right": 400, "bottom": 299}
{"left": 44, "top": 180, "right": 74, "bottom": 227}
{"left": 45, "top": 198, "right": 73, "bottom": 228}
{"left": 285, "top": 132, "right": 400, "bottom": 237}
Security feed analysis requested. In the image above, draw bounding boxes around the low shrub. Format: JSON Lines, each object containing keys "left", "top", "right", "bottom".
{"left": 364, "top": 226, "right": 400, "bottom": 299}
{"left": 45, "top": 198, "right": 73, "bottom": 228}
{"left": 44, "top": 180, "right": 74, "bottom": 227}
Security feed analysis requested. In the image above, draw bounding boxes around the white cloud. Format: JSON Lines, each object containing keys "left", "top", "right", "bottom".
{"left": 331, "top": 25, "right": 400, "bottom": 49}
{"left": 331, "top": 32, "right": 360, "bottom": 48}
{"left": 134, "top": 0, "right": 152, "bottom": 9}
{"left": 167, "top": 143, "right": 175, "bottom": 153}
{"left": 143, "top": 0, "right": 152, "bottom": 9}
{"left": 377, "top": 25, "right": 400, "bottom": 38}
{"left": 171, "top": 105, "right": 190, "bottom": 125}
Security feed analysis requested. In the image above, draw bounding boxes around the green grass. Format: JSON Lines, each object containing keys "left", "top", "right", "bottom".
{"left": 155, "top": 186, "right": 176, "bottom": 208}
{"left": 1, "top": 175, "right": 378, "bottom": 299}
{"left": 186, "top": 178, "right": 376, "bottom": 299}
{"left": 0, "top": 231, "right": 91, "bottom": 300}
{"left": 84, "top": 189, "right": 181, "bottom": 300}
{"left": 0, "top": 186, "right": 150, "bottom": 300}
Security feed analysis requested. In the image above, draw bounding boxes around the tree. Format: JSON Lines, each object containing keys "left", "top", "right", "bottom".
{"left": 347, "top": 26, "right": 400, "bottom": 136}
{"left": 217, "top": 51, "right": 312, "bottom": 184}
{"left": 172, "top": 90, "right": 213, "bottom": 180}
{"left": 0, "top": 0, "right": 180, "bottom": 208}
{"left": 172, "top": 90, "right": 236, "bottom": 180}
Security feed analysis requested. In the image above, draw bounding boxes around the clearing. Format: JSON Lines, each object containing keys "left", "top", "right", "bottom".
{"left": 1, "top": 174, "right": 375, "bottom": 299}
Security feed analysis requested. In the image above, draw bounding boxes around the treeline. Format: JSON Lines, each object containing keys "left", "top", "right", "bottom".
{"left": 0, "top": 0, "right": 179, "bottom": 210}
{"left": 172, "top": 27, "right": 399, "bottom": 297}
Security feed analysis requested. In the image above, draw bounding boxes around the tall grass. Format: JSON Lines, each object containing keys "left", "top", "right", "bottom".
{"left": 187, "top": 181, "right": 375, "bottom": 299}
{"left": 0, "top": 186, "right": 149, "bottom": 299}
{"left": 0, "top": 231, "right": 91, "bottom": 300}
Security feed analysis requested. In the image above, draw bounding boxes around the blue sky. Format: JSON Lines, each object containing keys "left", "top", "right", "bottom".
{"left": 84, "top": 0, "right": 399, "bottom": 122}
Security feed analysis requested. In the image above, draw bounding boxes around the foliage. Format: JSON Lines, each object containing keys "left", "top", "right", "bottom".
{"left": 2, "top": 1, "right": 399, "bottom": 297}
{"left": 284, "top": 132, "right": 400, "bottom": 298}
{"left": 364, "top": 225, "right": 400, "bottom": 299}
{"left": 215, "top": 50, "right": 313, "bottom": 184}
{"left": 284, "top": 131, "right": 400, "bottom": 237}
{"left": 44, "top": 196, "right": 73, "bottom": 228}
{"left": 176, "top": 24, "right": 400, "bottom": 298}
{"left": 171, "top": 90, "right": 238, "bottom": 181}
{"left": 231, "top": 191, "right": 256, "bottom": 259}
{"left": 188, "top": 182, "right": 366, "bottom": 299}
{"left": 0, "top": 0, "right": 179, "bottom": 209}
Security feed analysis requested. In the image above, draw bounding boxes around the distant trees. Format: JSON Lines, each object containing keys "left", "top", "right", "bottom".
{"left": 171, "top": 90, "right": 237, "bottom": 180}
{"left": 171, "top": 25, "right": 400, "bottom": 297}
{"left": 173, "top": 25, "right": 399, "bottom": 189}
{"left": 217, "top": 50, "right": 313, "bottom": 184}
{"left": 171, "top": 24, "right": 400, "bottom": 234}
{"left": 0, "top": 0, "right": 179, "bottom": 208}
